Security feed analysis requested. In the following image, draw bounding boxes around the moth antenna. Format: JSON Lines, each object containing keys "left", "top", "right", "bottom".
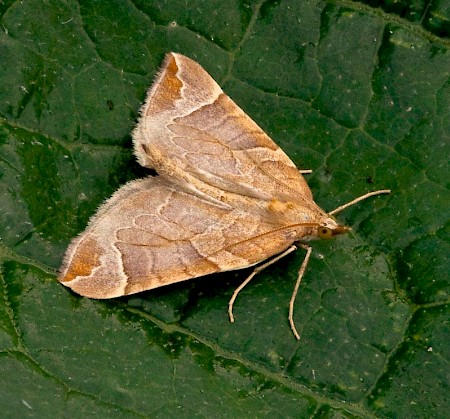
{"left": 289, "top": 244, "right": 312, "bottom": 340}
{"left": 328, "top": 189, "right": 391, "bottom": 216}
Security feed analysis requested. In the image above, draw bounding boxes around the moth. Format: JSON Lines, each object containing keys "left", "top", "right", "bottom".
{"left": 59, "top": 52, "right": 390, "bottom": 339}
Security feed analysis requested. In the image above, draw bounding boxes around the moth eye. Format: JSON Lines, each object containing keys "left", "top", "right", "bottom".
{"left": 318, "top": 227, "right": 333, "bottom": 239}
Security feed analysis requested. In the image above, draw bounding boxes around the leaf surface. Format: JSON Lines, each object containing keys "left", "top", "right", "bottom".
{"left": 0, "top": 0, "right": 448, "bottom": 417}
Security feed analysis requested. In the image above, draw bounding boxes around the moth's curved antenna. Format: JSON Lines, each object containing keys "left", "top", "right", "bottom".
{"left": 329, "top": 190, "right": 391, "bottom": 216}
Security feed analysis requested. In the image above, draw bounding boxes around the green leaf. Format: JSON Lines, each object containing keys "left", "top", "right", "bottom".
{"left": 1, "top": 0, "right": 448, "bottom": 417}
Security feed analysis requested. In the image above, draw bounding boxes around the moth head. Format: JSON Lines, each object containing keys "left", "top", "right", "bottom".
{"left": 316, "top": 189, "right": 390, "bottom": 239}
{"left": 317, "top": 218, "right": 350, "bottom": 239}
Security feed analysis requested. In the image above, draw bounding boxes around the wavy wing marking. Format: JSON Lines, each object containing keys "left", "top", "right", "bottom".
{"left": 133, "top": 52, "right": 312, "bottom": 203}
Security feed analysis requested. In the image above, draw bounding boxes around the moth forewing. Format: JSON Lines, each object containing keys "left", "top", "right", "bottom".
{"left": 58, "top": 52, "right": 390, "bottom": 339}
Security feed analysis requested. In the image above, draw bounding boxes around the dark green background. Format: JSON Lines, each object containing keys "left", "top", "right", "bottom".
{"left": 0, "top": 0, "right": 448, "bottom": 417}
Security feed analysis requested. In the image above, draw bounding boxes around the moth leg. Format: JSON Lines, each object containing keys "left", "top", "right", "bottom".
{"left": 299, "top": 169, "right": 312, "bottom": 174}
{"left": 289, "top": 244, "right": 312, "bottom": 340}
{"left": 228, "top": 245, "right": 298, "bottom": 323}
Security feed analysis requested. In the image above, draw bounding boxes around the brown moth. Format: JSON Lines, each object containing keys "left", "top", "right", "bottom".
{"left": 59, "top": 52, "right": 390, "bottom": 339}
